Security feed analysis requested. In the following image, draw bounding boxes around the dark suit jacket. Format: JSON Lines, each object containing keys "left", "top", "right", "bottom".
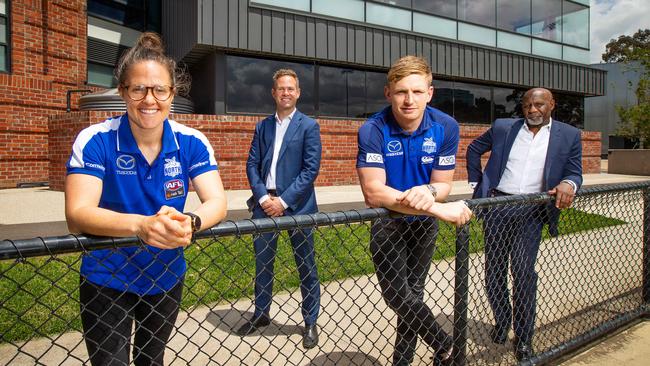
{"left": 246, "top": 110, "right": 322, "bottom": 215}
{"left": 466, "top": 118, "right": 583, "bottom": 236}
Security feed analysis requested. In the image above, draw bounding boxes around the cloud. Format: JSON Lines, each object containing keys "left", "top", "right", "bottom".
{"left": 590, "top": 0, "right": 650, "bottom": 63}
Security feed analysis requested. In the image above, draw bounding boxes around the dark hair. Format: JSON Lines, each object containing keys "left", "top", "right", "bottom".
{"left": 115, "top": 32, "right": 190, "bottom": 96}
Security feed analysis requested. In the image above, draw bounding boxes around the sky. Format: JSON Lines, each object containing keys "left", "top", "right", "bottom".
{"left": 590, "top": 0, "right": 650, "bottom": 64}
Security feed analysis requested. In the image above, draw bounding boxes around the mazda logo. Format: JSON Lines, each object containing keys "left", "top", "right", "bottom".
{"left": 116, "top": 155, "right": 136, "bottom": 170}
{"left": 387, "top": 140, "right": 402, "bottom": 153}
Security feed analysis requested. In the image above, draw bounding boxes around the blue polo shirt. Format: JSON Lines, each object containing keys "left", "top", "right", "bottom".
{"left": 67, "top": 114, "right": 218, "bottom": 295}
{"left": 357, "top": 106, "right": 459, "bottom": 191}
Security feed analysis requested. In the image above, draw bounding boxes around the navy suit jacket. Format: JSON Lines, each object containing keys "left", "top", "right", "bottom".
{"left": 466, "top": 118, "right": 583, "bottom": 236}
{"left": 246, "top": 110, "right": 322, "bottom": 215}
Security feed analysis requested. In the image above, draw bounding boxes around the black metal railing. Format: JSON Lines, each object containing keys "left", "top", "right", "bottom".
{"left": 0, "top": 181, "right": 648, "bottom": 365}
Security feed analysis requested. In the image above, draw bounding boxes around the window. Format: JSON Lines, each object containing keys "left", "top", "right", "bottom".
{"left": 458, "top": 0, "right": 496, "bottom": 27}
{"left": 452, "top": 81, "right": 492, "bottom": 124}
{"left": 554, "top": 93, "right": 584, "bottom": 128}
{"left": 88, "top": 0, "right": 161, "bottom": 32}
{"left": 319, "top": 66, "right": 365, "bottom": 118}
{"left": 530, "top": 0, "right": 562, "bottom": 42}
{"left": 562, "top": 0, "right": 588, "bottom": 48}
{"left": 430, "top": 80, "right": 454, "bottom": 117}
{"left": 0, "top": 0, "right": 8, "bottom": 72}
{"left": 365, "top": 71, "right": 388, "bottom": 117}
{"left": 226, "top": 56, "right": 315, "bottom": 115}
{"left": 493, "top": 87, "right": 525, "bottom": 119}
{"left": 88, "top": 62, "right": 117, "bottom": 87}
{"left": 413, "top": 0, "right": 456, "bottom": 18}
{"left": 496, "top": 0, "right": 531, "bottom": 34}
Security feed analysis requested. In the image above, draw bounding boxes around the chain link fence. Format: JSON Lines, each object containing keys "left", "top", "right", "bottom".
{"left": 1, "top": 181, "right": 649, "bottom": 365}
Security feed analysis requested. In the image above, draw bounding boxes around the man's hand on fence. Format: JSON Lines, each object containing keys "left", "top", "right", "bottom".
{"left": 396, "top": 185, "right": 436, "bottom": 211}
{"left": 136, "top": 206, "right": 192, "bottom": 249}
{"left": 548, "top": 181, "right": 575, "bottom": 209}
{"left": 430, "top": 201, "right": 473, "bottom": 226}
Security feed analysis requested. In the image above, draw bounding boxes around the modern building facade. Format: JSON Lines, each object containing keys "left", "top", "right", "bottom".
{"left": 3, "top": 0, "right": 604, "bottom": 189}
{"left": 585, "top": 62, "right": 642, "bottom": 156}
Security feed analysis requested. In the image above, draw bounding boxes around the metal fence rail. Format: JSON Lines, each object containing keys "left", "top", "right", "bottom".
{"left": 0, "top": 181, "right": 648, "bottom": 365}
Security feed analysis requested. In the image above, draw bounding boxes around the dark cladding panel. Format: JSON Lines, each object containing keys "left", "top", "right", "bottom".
{"left": 200, "top": 0, "right": 213, "bottom": 45}
{"left": 406, "top": 35, "right": 416, "bottom": 56}
{"left": 261, "top": 10, "right": 272, "bottom": 53}
{"left": 488, "top": 50, "right": 498, "bottom": 82}
{"left": 389, "top": 33, "right": 400, "bottom": 66}
{"left": 327, "top": 22, "right": 336, "bottom": 60}
{"left": 212, "top": 0, "right": 227, "bottom": 46}
{"left": 450, "top": 43, "right": 460, "bottom": 77}
{"left": 247, "top": 6, "right": 262, "bottom": 51}
{"left": 286, "top": 16, "right": 294, "bottom": 55}
{"left": 271, "top": 11, "right": 285, "bottom": 54}
{"left": 336, "top": 23, "right": 348, "bottom": 62}
{"left": 161, "top": 0, "right": 197, "bottom": 61}
{"left": 237, "top": 0, "right": 247, "bottom": 48}
{"left": 355, "top": 26, "right": 366, "bottom": 64}
{"left": 315, "top": 19, "right": 327, "bottom": 59}
{"left": 306, "top": 18, "right": 316, "bottom": 58}
{"left": 294, "top": 15, "right": 307, "bottom": 57}
{"left": 227, "top": 0, "right": 238, "bottom": 47}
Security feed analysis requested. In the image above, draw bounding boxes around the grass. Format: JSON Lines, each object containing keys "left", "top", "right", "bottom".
{"left": 0, "top": 208, "right": 626, "bottom": 343}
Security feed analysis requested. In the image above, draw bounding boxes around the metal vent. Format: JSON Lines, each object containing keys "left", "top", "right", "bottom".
{"left": 79, "top": 88, "right": 195, "bottom": 114}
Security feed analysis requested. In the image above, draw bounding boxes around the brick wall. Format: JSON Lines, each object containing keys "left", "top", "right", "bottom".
{"left": 0, "top": 0, "right": 88, "bottom": 188}
{"left": 48, "top": 112, "right": 601, "bottom": 192}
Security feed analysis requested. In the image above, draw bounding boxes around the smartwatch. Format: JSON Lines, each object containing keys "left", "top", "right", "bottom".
{"left": 184, "top": 212, "right": 202, "bottom": 233}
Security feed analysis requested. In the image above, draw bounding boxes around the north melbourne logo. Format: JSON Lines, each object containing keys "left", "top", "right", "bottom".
{"left": 164, "top": 157, "right": 182, "bottom": 177}
{"left": 422, "top": 137, "right": 436, "bottom": 154}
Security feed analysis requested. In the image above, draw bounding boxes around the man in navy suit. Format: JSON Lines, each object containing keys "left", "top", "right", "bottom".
{"left": 238, "top": 69, "right": 322, "bottom": 349}
{"left": 466, "top": 88, "right": 582, "bottom": 361}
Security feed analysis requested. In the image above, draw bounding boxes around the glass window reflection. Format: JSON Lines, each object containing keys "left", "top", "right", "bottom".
{"left": 562, "top": 0, "right": 588, "bottom": 48}
{"left": 496, "top": 0, "right": 531, "bottom": 34}
{"left": 413, "top": 0, "right": 456, "bottom": 18}
{"left": 365, "top": 71, "right": 388, "bottom": 117}
{"left": 430, "top": 80, "right": 454, "bottom": 117}
{"left": 319, "top": 66, "right": 365, "bottom": 118}
{"left": 313, "top": 0, "right": 363, "bottom": 22}
{"left": 226, "top": 56, "right": 315, "bottom": 115}
{"left": 493, "top": 87, "right": 525, "bottom": 119}
{"left": 453, "top": 81, "right": 491, "bottom": 124}
{"left": 458, "top": 0, "right": 495, "bottom": 27}
{"left": 554, "top": 93, "right": 584, "bottom": 128}
{"left": 530, "top": 0, "right": 562, "bottom": 42}
{"left": 366, "top": 2, "right": 411, "bottom": 30}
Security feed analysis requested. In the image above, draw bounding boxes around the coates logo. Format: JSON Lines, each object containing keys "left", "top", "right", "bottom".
{"left": 116, "top": 155, "right": 136, "bottom": 170}
{"left": 165, "top": 179, "right": 184, "bottom": 191}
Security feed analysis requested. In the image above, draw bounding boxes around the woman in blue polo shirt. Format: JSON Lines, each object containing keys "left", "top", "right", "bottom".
{"left": 65, "top": 32, "right": 227, "bottom": 365}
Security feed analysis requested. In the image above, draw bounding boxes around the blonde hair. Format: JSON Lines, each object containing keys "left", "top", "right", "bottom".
{"left": 387, "top": 55, "right": 432, "bottom": 85}
{"left": 272, "top": 68, "right": 300, "bottom": 88}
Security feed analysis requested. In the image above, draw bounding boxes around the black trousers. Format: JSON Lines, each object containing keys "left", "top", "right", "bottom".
{"left": 370, "top": 218, "right": 451, "bottom": 366}
{"left": 79, "top": 277, "right": 183, "bottom": 366}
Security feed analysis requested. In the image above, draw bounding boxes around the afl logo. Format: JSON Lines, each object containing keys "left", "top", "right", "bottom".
{"left": 165, "top": 179, "right": 184, "bottom": 191}
{"left": 116, "top": 155, "right": 136, "bottom": 170}
{"left": 387, "top": 140, "right": 402, "bottom": 153}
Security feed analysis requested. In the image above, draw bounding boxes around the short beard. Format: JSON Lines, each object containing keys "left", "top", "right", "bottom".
{"left": 526, "top": 116, "right": 544, "bottom": 126}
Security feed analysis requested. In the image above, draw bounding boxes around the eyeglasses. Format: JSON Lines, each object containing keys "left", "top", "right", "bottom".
{"left": 123, "top": 85, "right": 174, "bottom": 101}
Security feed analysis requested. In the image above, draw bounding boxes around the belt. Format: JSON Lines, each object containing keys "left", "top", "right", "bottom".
{"left": 490, "top": 188, "right": 512, "bottom": 197}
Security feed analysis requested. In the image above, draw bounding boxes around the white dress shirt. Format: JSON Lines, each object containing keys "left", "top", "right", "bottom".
{"left": 496, "top": 120, "right": 552, "bottom": 194}
{"left": 258, "top": 109, "right": 296, "bottom": 208}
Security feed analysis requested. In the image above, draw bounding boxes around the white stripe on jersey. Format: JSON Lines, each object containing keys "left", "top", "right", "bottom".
{"left": 168, "top": 120, "right": 218, "bottom": 167}
{"left": 69, "top": 116, "right": 121, "bottom": 168}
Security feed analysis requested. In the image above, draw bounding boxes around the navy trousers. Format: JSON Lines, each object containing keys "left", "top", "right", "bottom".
{"left": 483, "top": 203, "right": 544, "bottom": 344}
{"left": 251, "top": 205, "right": 320, "bottom": 325}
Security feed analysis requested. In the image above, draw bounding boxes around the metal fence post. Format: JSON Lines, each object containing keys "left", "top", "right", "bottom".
{"left": 643, "top": 187, "right": 650, "bottom": 311}
{"left": 453, "top": 223, "right": 470, "bottom": 366}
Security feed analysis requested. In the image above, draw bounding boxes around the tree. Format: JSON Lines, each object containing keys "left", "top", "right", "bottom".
{"left": 608, "top": 30, "right": 650, "bottom": 148}
{"left": 602, "top": 29, "right": 650, "bottom": 63}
